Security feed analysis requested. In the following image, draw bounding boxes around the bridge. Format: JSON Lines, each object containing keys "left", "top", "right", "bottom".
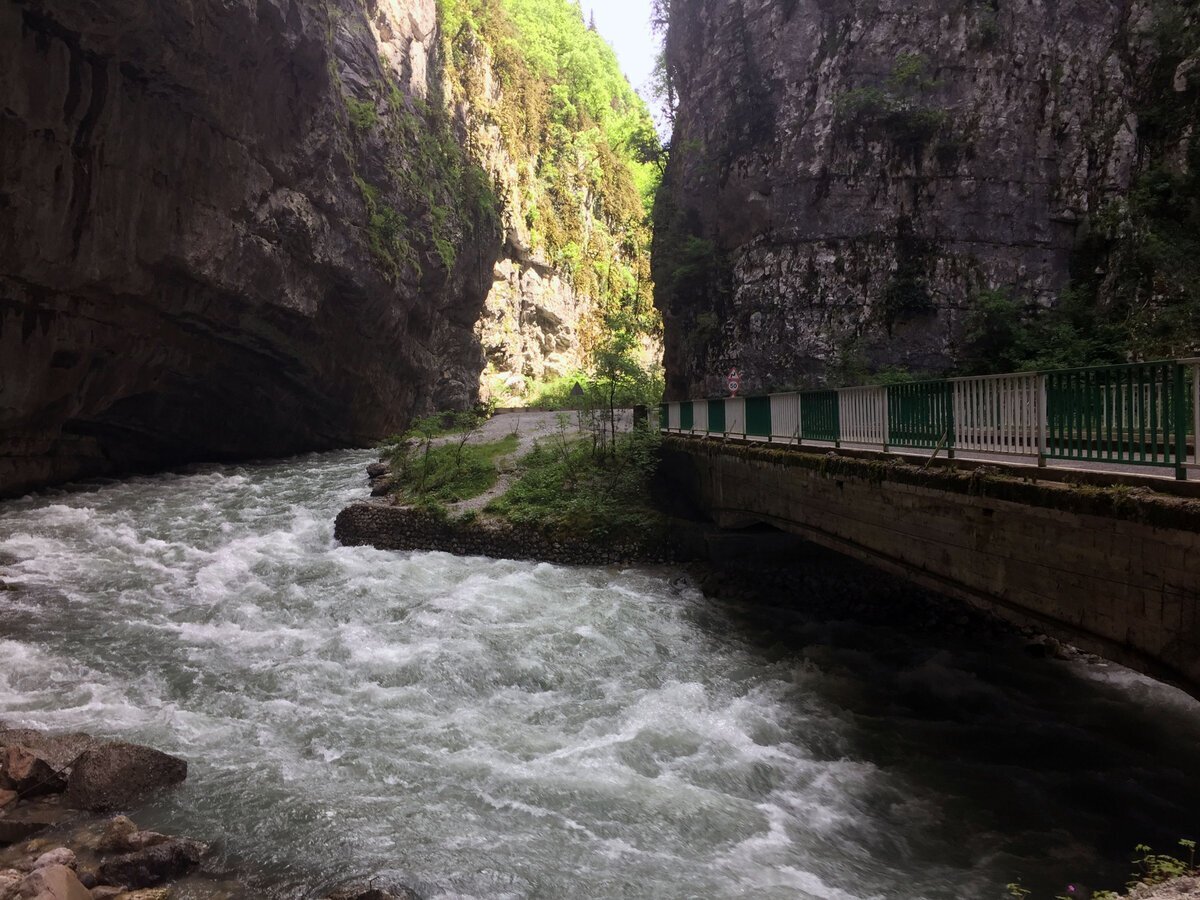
{"left": 658, "top": 359, "right": 1200, "bottom": 697}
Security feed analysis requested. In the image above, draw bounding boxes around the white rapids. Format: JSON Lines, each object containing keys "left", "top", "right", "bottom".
{"left": 1, "top": 450, "right": 1199, "bottom": 899}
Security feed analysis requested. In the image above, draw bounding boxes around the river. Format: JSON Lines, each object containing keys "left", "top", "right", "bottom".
{"left": 0, "top": 451, "right": 1198, "bottom": 899}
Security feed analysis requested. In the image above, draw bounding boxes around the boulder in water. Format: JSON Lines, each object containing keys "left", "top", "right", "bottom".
{"left": 65, "top": 744, "right": 186, "bottom": 812}
{"left": 3, "top": 748, "right": 65, "bottom": 798}
{"left": 93, "top": 839, "right": 205, "bottom": 889}
{"left": 0, "top": 733, "right": 97, "bottom": 772}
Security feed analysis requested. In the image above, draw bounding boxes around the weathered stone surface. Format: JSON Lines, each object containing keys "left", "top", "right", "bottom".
{"left": 476, "top": 256, "right": 585, "bottom": 398}
{"left": 30, "top": 850, "right": 73, "bottom": 872}
{"left": 1127, "top": 877, "right": 1200, "bottom": 899}
{"left": 14, "top": 864, "right": 90, "bottom": 900}
{"left": 93, "top": 840, "right": 203, "bottom": 890}
{"left": 0, "top": 869, "right": 21, "bottom": 900}
{"left": 0, "top": 735, "right": 95, "bottom": 774}
{"left": 0, "top": 0, "right": 503, "bottom": 497}
{"left": 65, "top": 745, "right": 186, "bottom": 812}
{"left": 3, "top": 750, "right": 64, "bottom": 799}
{"left": 94, "top": 818, "right": 137, "bottom": 854}
{"left": 654, "top": 0, "right": 1184, "bottom": 396}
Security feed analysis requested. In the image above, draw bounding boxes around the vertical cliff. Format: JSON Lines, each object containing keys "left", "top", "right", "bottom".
{"left": 654, "top": 0, "right": 1200, "bottom": 398}
{"left": 0, "top": 0, "right": 501, "bottom": 496}
{"left": 437, "top": 0, "right": 661, "bottom": 402}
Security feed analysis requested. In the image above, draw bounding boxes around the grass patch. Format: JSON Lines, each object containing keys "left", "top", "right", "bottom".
{"left": 390, "top": 433, "right": 518, "bottom": 506}
{"left": 485, "top": 428, "right": 663, "bottom": 538}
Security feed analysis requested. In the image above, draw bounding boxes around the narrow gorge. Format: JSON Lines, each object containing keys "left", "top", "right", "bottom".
{"left": 0, "top": 0, "right": 655, "bottom": 497}
{"left": 2, "top": 0, "right": 1200, "bottom": 899}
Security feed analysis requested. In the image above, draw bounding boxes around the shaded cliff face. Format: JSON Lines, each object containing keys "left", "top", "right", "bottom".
{"left": 654, "top": 0, "right": 1192, "bottom": 397}
{"left": 0, "top": 0, "right": 501, "bottom": 496}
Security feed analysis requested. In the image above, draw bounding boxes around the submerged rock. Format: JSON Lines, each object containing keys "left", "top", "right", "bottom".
{"left": 94, "top": 839, "right": 205, "bottom": 889}
{"left": 65, "top": 745, "right": 186, "bottom": 812}
{"left": 0, "top": 806, "right": 71, "bottom": 847}
{"left": 326, "top": 879, "right": 422, "bottom": 900}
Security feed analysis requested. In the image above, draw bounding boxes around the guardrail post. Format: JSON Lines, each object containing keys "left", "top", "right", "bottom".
{"left": 882, "top": 388, "right": 890, "bottom": 453}
{"left": 1194, "top": 364, "right": 1199, "bottom": 467}
{"left": 1176, "top": 363, "right": 1188, "bottom": 480}
{"left": 1036, "top": 374, "right": 1048, "bottom": 467}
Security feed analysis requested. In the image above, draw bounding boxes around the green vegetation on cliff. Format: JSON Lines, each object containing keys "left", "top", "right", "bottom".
{"left": 436, "top": 0, "right": 661, "bottom": 344}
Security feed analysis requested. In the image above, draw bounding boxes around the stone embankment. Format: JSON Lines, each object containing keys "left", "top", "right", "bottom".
{"left": 335, "top": 500, "right": 694, "bottom": 566}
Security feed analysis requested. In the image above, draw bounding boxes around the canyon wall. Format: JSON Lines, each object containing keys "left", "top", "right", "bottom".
{"left": 0, "top": 0, "right": 501, "bottom": 496}
{"left": 654, "top": 0, "right": 1199, "bottom": 398}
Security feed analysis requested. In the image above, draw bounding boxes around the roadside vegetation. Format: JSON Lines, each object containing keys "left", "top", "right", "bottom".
{"left": 377, "top": 310, "right": 667, "bottom": 537}
{"left": 1007, "top": 839, "right": 1197, "bottom": 900}
{"left": 486, "top": 416, "right": 664, "bottom": 538}
{"left": 380, "top": 410, "right": 515, "bottom": 507}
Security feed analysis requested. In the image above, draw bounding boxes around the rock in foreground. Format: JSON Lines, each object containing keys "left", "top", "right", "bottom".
{"left": 66, "top": 744, "right": 186, "bottom": 813}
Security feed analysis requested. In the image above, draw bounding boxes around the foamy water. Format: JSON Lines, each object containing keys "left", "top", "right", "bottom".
{"left": 1, "top": 452, "right": 1198, "bottom": 899}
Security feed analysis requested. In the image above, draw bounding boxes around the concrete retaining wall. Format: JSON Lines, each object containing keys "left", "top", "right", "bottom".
{"left": 663, "top": 437, "right": 1200, "bottom": 696}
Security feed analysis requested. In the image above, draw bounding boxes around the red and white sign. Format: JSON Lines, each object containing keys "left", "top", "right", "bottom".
{"left": 727, "top": 368, "right": 741, "bottom": 397}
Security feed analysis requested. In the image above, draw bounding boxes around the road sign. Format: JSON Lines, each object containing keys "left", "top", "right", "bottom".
{"left": 727, "top": 368, "right": 741, "bottom": 397}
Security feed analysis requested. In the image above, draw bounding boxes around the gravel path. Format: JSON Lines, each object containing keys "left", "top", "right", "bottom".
{"left": 438, "top": 409, "right": 633, "bottom": 513}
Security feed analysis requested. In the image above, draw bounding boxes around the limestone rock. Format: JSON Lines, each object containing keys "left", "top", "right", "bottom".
{"left": 0, "top": 870, "right": 21, "bottom": 900}
{"left": 4, "top": 750, "right": 64, "bottom": 799}
{"left": 65, "top": 745, "right": 186, "bottom": 812}
{"left": 86, "top": 889, "right": 122, "bottom": 900}
{"left": 95, "top": 818, "right": 137, "bottom": 853}
{"left": 0, "top": 734, "right": 97, "bottom": 773}
{"left": 30, "top": 851, "right": 74, "bottom": 872}
{"left": 14, "top": 864, "right": 90, "bottom": 900}
{"left": 94, "top": 840, "right": 204, "bottom": 890}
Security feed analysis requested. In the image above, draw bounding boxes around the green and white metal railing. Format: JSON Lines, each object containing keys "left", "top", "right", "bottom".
{"left": 661, "top": 358, "right": 1200, "bottom": 480}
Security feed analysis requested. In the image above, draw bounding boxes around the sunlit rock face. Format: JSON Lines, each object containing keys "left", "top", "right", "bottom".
{"left": 0, "top": 0, "right": 501, "bottom": 496}
{"left": 654, "top": 0, "right": 1162, "bottom": 398}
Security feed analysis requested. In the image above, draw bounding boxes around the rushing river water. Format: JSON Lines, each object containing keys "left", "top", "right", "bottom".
{"left": 1, "top": 451, "right": 1198, "bottom": 899}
